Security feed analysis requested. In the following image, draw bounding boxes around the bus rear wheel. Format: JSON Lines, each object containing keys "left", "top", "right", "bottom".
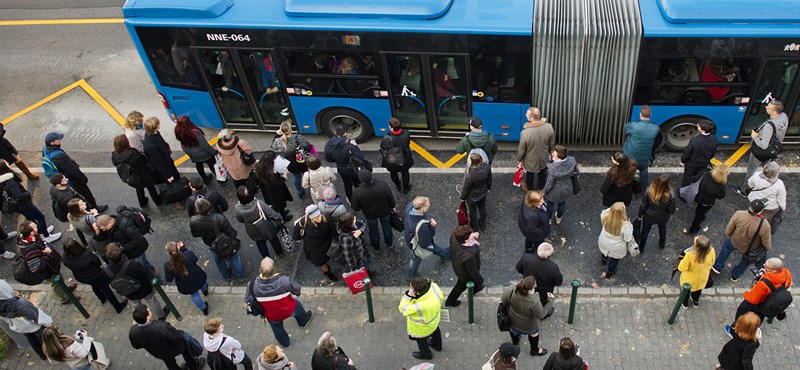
{"left": 319, "top": 109, "right": 373, "bottom": 143}
{"left": 661, "top": 117, "right": 713, "bottom": 151}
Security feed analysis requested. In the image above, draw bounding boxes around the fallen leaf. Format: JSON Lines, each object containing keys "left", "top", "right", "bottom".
{"left": 591, "top": 282, "right": 600, "bottom": 289}
{"left": 703, "top": 226, "right": 709, "bottom": 232}
{"left": 445, "top": 332, "right": 450, "bottom": 338}
{"left": 594, "top": 328, "right": 602, "bottom": 336}
{"left": 560, "top": 237, "right": 566, "bottom": 246}
{"left": 779, "top": 254, "right": 786, "bottom": 259}
{"left": 203, "top": 260, "right": 210, "bottom": 268}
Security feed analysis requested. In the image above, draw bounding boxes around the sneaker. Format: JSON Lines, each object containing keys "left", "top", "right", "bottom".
{"left": 46, "top": 225, "right": 55, "bottom": 234}
{"left": 555, "top": 215, "right": 562, "bottom": 225}
{"left": 681, "top": 300, "right": 689, "bottom": 309}
{"left": 43, "top": 232, "right": 62, "bottom": 244}
{"left": 711, "top": 267, "right": 720, "bottom": 275}
{"left": 724, "top": 325, "right": 732, "bottom": 338}
{"left": 2, "top": 251, "right": 15, "bottom": 260}
{"left": 731, "top": 185, "right": 746, "bottom": 197}
{"left": 692, "top": 300, "right": 700, "bottom": 308}
{"left": 730, "top": 275, "right": 739, "bottom": 282}
{"left": 2, "top": 231, "right": 18, "bottom": 241}
{"left": 300, "top": 310, "right": 313, "bottom": 328}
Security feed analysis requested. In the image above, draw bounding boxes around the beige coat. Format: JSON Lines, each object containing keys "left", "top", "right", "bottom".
{"left": 302, "top": 167, "right": 337, "bottom": 203}
{"left": 516, "top": 119, "right": 555, "bottom": 172}
{"left": 216, "top": 137, "right": 254, "bottom": 181}
{"left": 725, "top": 210, "right": 771, "bottom": 252}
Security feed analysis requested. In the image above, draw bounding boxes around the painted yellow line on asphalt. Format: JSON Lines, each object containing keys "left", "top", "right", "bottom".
{"left": 724, "top": 144, "right": 750, "bottom": 166}
{"left": 1, "top": 80, "right": 82, "bottom": 125}
{"left": 409, "top": 140, "right": 465, "bottom": 169}
{"left": 0, "top": 19, "right": 123, "bottom": 26}
{"left": 78, "top": 80, "right": 125, "bottom": 126}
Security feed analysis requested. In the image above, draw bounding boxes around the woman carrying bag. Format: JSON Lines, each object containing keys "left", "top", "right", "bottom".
{"left": 271, "top": 120, "right": 313, "bottom": 199}
{"left": 459, "top": 152, "right": 492, "bottom": 232}
{"left": 335, "top": 212, "right": 371, "bottom": 274}
{"left": 234, "top": 185, "right": 284, "bottom": 258}
{"left": 163, "top": 241, "right": 210, "bottom": 315}
{"left": 111, "top": 134, "right": 162, "bottom": 207}
{"left": 216, "top": 129, "right": 256, "bottom": 190}
{"left": 637, "top": 174, "right": 676, "bottom": 252}
{"left": 678, "top": 235, "right": 716, "bottom": 309}
{"left": 294, "top": 204, "right": 337, "bottom": 282}
{"left": 42, "top": 325, "right": 110, "bottom": 370}
{"left": 174, "top": 115, "right": 218, "bottom": 183}
{"left": 598, "top": 202, "right": 634, "bottom": 279}
{"left": 255, "top": 150, "right": 294, "bottom": 221}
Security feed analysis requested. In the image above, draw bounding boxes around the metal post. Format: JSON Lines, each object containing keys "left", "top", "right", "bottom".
{"left": 567, "top": 279, "right": 581, "bottom": 324}
{"left": 363, "top": 278, "right": 374, "bottom": 323}
{"left": 466, "top": 281, "right": 475, "bottom": 324}
{"left": 668, "top": 283, "right": 692, "bottom": 325}
{"left": 151, "top": 278, "right": 181, "bottom": 321}
{"left": 53, "top": 275, "right": 89, "bottom": 319}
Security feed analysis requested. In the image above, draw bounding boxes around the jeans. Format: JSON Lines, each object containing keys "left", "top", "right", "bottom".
{"left": 366, "top": 214, "right": 393, "bottom": 250}
{"left": 407, "top": 243, "right": 451, "bottom": 277}
{"left": 189, "top": 283, "right": 209, "bottom": 310}
{"left": 47, "top": 277, "right": 69, "bottom": 303}
{"left": 413, "top": 326, "right": 442, "bottom": 357}
{"left": 337, "top": 169, "right": 360, "bottom": 202}
{"left": 731, "top": 254, "right": 766, "bottom": 280}
{"left": 639, "top": 218, "right": 667, "bottom": 251}
{"left": 525, "top": 168, "right": 547, "bottom": 191}
{"left": 292, "top": 172, "right": 305, "bottom": 198}
{"left": 743, "top": 154, "right": 766, "bottom": 189}
{"left": 688, "top": 203, "right": 713, "bottom": 234}
{"left": 607, "top": 256, "right": 620, "bottom": 274}
{"left": 268, "top": 299, "right": 312, "bottom": 347}
{"left": 128, "top": 291, "right": 164, "bottom": 318}
{"left": 389, "top": 167, "right": 411, "bottom": 189}
{"left": 636, "top": 160, "right": 650, "bottom": 191}
{"left": 209, "top": 248, "right": 245, "bottom": 280}
{"left": 713, "top": 238, "right": 737, "bottom": 273}
{"left": 137, "top": 253, "right": 156, "bottom": 274}
{"left": 468, "top": 198, "right": 488, "bottom": 231}
{"left": 74, "top": 364, "right": 92, "bottom": 370}
{"left": 88, "top": 276, "right": 125, "bottom": 311}
{"left": 256, "top": 236, "right": 283, "bottom": 258}
{"left": 21, "top": 205, "right": 50, "bottom": 237}
{"left": 544, "top": 200, "right": 565, "bottom": 219}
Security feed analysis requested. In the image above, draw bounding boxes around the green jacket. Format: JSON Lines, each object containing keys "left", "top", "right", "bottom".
{"left": 398, "top": 282, "right": 444, "bottom": 338}
{"left": 456, "top": 131, "right": 498, "bottom": 163}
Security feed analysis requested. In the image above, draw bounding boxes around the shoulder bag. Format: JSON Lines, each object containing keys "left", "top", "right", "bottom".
{"left": 497, "top": 290, "right": 513, "bottom": 331}
{"left": 750, "top": 121, "right": 783, "bottom": 162}
{"left": 742, "top": 218, "right": 768, "bottom": 264}
{"left": 237, "top": 145, "right": 256, "bottom": 165}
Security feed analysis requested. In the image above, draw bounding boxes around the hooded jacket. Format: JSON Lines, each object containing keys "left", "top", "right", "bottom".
{"left": 518, "top": 203, "right": 550, "bottom": 243}
{"left": 111, "top": 148, "right": 161, "bottom": 188}
{"left": 190, "top": 213, "right": 237, "bottom": 247}
{"left": 45, "top": 144, "right": 88, "bottom": 184}
{"left": 747, "top": 173, "right": 786, "bottom": 212}
{"left": 752, "top": 112, "right": 788, "bottom": 150}
{"left": 204, "top": 332, "right": 246, "bottom": 364}
{"left": 0, "top": 280, "right": 53, "bottom": 334}
{"left": 217, "top": 136, "right": 255, "bottom": 181}
{"left": 324, "top": 136, "right": 364, "bottom": 172}
{"left": 743, "top": 268, "right": 792, "bottom": 305}
{"left": 543, "top": 157, "right": 577, "bottom": 203}
{"left": 248, "top": 274, "right": 302, "bottom": 322}
{"left": 385, "top": 128, "right": 414, "bottom": 168}
{"left": 258, "top": 353, "right": 298, "bottom": 370}
{"left": 403, "top": 202, "right": 435, "bottom": 250}
{"left": 235, "top": 199, "right": 282, "bottom": 241}
{"left": 516, "top": 119, "right": 554, "bottom": 172}
{"left": 351, "top": 175, "right": 395, "bottom": 219}
{"left": 0, "top": 173, "right": 33, "bottom": 211}
{"left": 456, "top": 130, "right": 498, "bottom": 163}
{"left": 460, "top": 162, "right": 492, "bottom": 204}
{"left": 317, "top": 197, "right": 348, "bottom": 220}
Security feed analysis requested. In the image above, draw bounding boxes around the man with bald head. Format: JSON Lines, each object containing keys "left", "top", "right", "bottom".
{"left": 516, "top": 107, "right": 554, "bottom": 191}
{"left": 245, "top": 257, "right": 312, "bottom": 347}
{"left": 726, "top": 257, "right": 793, "bottom": 336}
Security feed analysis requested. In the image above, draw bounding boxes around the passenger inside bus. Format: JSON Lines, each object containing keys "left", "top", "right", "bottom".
{"left": 399, "top": 57, "right": 421, "bottom": 91}
{"left": 701, "top": 60, "right": 736, "bottom": 101}
{"left": 432, "top": 57, "right": 455, "bottom": 115}
{"left": 658, "top": 61, "right": 689, "bottom": 102}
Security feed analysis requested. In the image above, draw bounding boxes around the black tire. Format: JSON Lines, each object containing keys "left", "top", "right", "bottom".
{"left": 660, "top": 116, "right": 714, "bottom": 151}
{"left": 319, "top": 109, "right": 373, "bottom": 143}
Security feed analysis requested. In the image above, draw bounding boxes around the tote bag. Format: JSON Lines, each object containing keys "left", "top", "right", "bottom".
{"left": 342, "top": 267, "right": 372, "bottom": 294}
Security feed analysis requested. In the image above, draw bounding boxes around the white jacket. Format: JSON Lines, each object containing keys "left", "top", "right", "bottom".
{"left": 203, "top": 332, "right": 245, "bottom": 364}
{"left": 597, "top": 208, "right": 633, "bottom": 259}
{"left": 747, "top": 173, "right": 786, "bottom": 211}
{"left": 302, "top": 167, "right": 337, "bottom": 203}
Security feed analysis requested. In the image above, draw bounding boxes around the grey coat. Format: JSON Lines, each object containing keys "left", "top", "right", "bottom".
{"left": 235, "top": 200, "right": 282, "bottom": 241}
{"left": 500, "top": 285, "right": 552, "bottom": 333}
{"left": 183, "top": 131, "right": 217, "bottom": 163}
{"left": 542, "top": 156, "right": 578, "bottom": 203}
{"left": 516, "top": 120, "right": 555, "bottom": 172}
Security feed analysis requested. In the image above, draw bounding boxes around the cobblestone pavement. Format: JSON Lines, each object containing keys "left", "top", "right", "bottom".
{"left": 1, "top": 284, "right": 796, "bottom": 370}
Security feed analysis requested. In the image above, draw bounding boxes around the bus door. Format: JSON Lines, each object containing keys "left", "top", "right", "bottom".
{"left": 384, "top": 54, "right": 471, "bottom": 136}
{"left": 740, "top": 58, "right": 800, "bottom": 143}
{"left": 194, "top": 49, "right": 290, "bottom": 130}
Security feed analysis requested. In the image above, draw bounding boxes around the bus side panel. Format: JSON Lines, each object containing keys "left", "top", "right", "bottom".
{"left": 162, "top": 87, "right": 224, "bottom": 129}
{"left": 287, "top": 96, "right": 393, "bottom": 136}
{"left": 631, "top": 105, "right": 745, "bottom": 145}
{"left": 472, "top": 102, "right": 528, "bottom": 142}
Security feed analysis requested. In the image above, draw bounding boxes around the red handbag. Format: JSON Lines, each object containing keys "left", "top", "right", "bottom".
{"left": 342, "top": 267, "right": 372, "bottom": 295}
{"left": 457, "top": 200, "right": 469, "bottom": 226}
{"left": 513, "top": 163, "right": 525, "bottom": 187}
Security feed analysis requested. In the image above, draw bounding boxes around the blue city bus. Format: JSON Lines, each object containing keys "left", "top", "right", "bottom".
{"left": 122, "top": 0, "right": 800, "bottom": 149}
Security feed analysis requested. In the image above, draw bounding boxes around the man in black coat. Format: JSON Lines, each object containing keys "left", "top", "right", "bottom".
{"left": 129, "top": 304, "right": 205, "bottom": 370}
{"left": 103, "top": 243, "right": 167, "bottom": 319}
{"left": 49, "top": 173, "right": 90, "bottom": 223}
{"left": 94, "top": 214, "right": 153, "bottom": 273}
{"left": 515, "top": 242, "right": 563, "bottom": 310}
{"left": 185, "top": 176, "right": 229, "bottom": 217}
{"left": 324, "top": 125, "right": 366, "bottom": 201}
{"left": 351, "top": 169, "right": 396, "bottom": 250}
{"left": 190, "top": 198, "right": 246, "bottom": 281}
{"left": 445, "top": 225, "right": 484, "bottom": 307}
{"left": 518, "top": 190, "right": 551, "bottom": 252}
{"left": 43, "top": 132, "right": 107, "bottom": 212}
{"left": 680, "top": 120, "right": 718, "bottom": 186}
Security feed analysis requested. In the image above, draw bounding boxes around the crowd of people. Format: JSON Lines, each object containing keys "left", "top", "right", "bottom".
{"left": 0, "top": 100, "right": 794, "bottom": 369}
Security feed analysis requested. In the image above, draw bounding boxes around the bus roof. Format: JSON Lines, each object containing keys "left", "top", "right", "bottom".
{"left": 641, "top": 0, "right": 800, "bottom": 37}
{"left": 122, "top": 0, "right": 533, "bottom": 36}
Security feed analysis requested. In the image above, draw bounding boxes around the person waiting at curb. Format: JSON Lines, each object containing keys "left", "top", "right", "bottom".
{"left": 404, "top": 196, "right": 452, "bottom": 277}
{"left": 622, "top": 105, "right": 659, "bottom": 190}
{"left": 258, "top": 344, "right": 299, "bottom": 370}
{"left": 186, "top": 176, "right": 229, "bottom": 218}
{"left": 103, "top": 243, "right": 169, "bottom": 319}
{"left": 302, "top": 154, "right": 337, "bottom": 204}
{"left": 164, "top": 241, "right": 209, "bottom": 316}
{"left": 516, "top": 242, "right": 562, "bottom": 312}
{"left": 246, "top": 257, "right": 313, "bottom": 348}
{"left": 501, "top": 276, "right": 553, "bottom": 357}
{"left": 725, "top": 257, "right": 792, "bottom": 336}
{"left": 542, "top": 145, "right": 578, "bottom": 225}
{"left": 543, "top": 337, "right": 586, "bottom": 370}
{"left": 445, "top": 225, "right": 484, "bottom": 308}
{"left": 711, "top": 199, "right": 771, "bottom": 281}
{"left": 718, "top": 312, "right": 761, "bottom": 370}
{"left": 516, "top": 107, "right": 554, "bottom": 191}
{"left": 129, "top": 305, "right": 205, "bottom": 370}
{"left": 95, "top": 214, "right": 155, "bottom": 274}
{"left": 680, "top": 120, "right": 717, "bottom": 186}
{"left": 324, "top": 124, "right": 365, "bottom": 202}
{"left": 677, "top": 235, "right": 716, "bottom": 309}
{"left": 518, "top": 190, "right": 550, "bottom": 253}
{"left": 43, "top": 131, "right": 107, "bottom": 213}
{"left": 62, "top": 238, "right": 127, "bottom": 313}
{"left": 351, "top": 168, "right": 396, "bottom": 251}
{"left": 456, "top": 116, "right": 498, "bottom": 164}
{"left": 311, "top": 331, "right": 357, "bottom": 370}
{"left": 383, "top": 118, "right": 414, "bottom": 194}
{"left": 734, "top": 99, "right": 788, "bottom": 196}
{"left": 190, "top": 198, "right": 246, "bottom": 282}
{"left": 203, "top": 317, "right": 254, "bottom": 370}
{"left": 398, "top": 276, "right": 445, "bottom": 360}
{"left": 16, "top": 221, "right": 75, "bottom": 303}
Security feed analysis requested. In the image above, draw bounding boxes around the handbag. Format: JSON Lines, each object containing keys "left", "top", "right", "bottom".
{"left": 457, "top": 201, "right": 468, "bottom": 226}
{"left": 390, "top": 210, "right": 404, "bottom": 232}
{"left": 482, "top": 350, "right": 499, "bottom": 370}
{"left": 237, "top": 145, "right": 256, "bottom": 165}
{"left": 1, "top": 188, "right": 21, "bottom": 214}
{"left": 214, "top": 154, "right": 229, "bottom": 182}
{"left": 627, "top": 239, "right": 640, "bottom": 257}
{"left": 86, "top": 338, "right": 110, "bottom": 370}
{"left": 252, "top": 201, "right": 273, "bottom": 240}
{"left": 705, "top": 275, "right": 714, "bottom": 289}
{"left": 181, "top": 331, "right": 203, "bottom": 358}
{"left": 342, "top": 267, "right": 372, "bottom": 294}
{"left": 743, "top": 218, "right": 767, "bottom": 264}
{"left": 277, "top": 226, "right": 295, "bottom": 252}
{"left": 497, "top": 290, "right": 513, "bottom": 331}
{"left": 572, "top": 173, "right": 581, "bottom": 195}
{"left": 769, "top": 208, "right": 783, "bottom": 235}
{"left": 678, "top": 173, "right": 703, "bottom": 205}
{"left": 512, "top": 163, "right": 524, "bottom": 187}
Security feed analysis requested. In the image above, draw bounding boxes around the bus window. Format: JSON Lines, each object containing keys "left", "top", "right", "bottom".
{"left": 239, "top": 51, "right": 290, "bottom": 125}
{"left": 431, "top": 56, "right": 469, "bottom": 130}
{"left": 741, "top": 59, "right": 800, "bottom": 137}
{"left": 468, "top": 36, "right": 531, "bottom": 103}
{"left": 196, "top": 49, "right": 255, "bottom": 124}
{"left": 285, "top": 51, "right": 383, "bottom": 97}
{"left": 387, "top": 55, "right": 427, "bottom": 129}
{"left": 135, "top": 27, "right": 203, "bottom": 91}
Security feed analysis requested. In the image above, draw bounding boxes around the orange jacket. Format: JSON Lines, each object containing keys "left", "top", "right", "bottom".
{"left": 743, "top": 268, "right": 793, "bottom": 305}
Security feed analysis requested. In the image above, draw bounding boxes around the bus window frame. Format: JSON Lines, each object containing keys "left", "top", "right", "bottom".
{"left": 282, "top": 48, "right": 386, "bottom": 98}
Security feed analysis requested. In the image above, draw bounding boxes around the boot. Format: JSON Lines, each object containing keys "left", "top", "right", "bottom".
{"left": 510, "top": 332, "right": 520, "bottom": 345}
{"left": 323, "top": 270, "right": 339, "bottom": 282}
{"left": 15, "top": 160, "right": 39, "bottom": 180}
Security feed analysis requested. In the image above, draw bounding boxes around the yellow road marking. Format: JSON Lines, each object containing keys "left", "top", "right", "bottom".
{"left": 1, "top": 80, "right": 82, "bottom": 125}
{"left": 409, "top": 140, "right": 465, "bottom": 169}
{"left": 0, "top": 19, "right": 123, "bottom": 26}
{"left": 710, "top": 158, "right": 722, "bottom": 166}
{"left": 724, "top": 144, "right": 750, "bottom": 166}
{"left": 78, "top": 80, "right": 125, "bottom": 126}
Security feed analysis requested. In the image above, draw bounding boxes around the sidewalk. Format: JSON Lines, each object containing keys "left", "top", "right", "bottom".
{"left": 1, "top": 284, "right": 796, "bottom": 370}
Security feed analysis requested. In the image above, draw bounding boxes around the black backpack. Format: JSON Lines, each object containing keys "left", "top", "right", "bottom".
{"left": 206, "top": 336, "right": 237, "bottom": 370}
{"left": 379, "top": 135, "right": 405, "bottom": 168}
{"left": 103, "top": 260, "right": 142, "bottom": 296}
{"left": 347, "top": 147, "right": 373, "bottom": 180}
{"left": 211, "top": 216, "right": 240, "bottom": 258}
{"left": 750, "top": 121, "right": 784, "bottom": 162}
{"left": 245, "top": 281, "right": 266, "bottom": 318}
{"left": 116, "top": 162, "right": 142, "bottom": 187}
{"left": 759, "top": 279, "right": 793, "bottom": 318}
{"left": 12, "top": 252, "right": 47, "bottom": 286}
{"left": 117, "top": 205, "right": 153, "bottom": 235}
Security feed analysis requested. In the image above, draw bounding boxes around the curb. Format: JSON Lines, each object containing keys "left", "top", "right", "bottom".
{"left": 10, "top": 282, "right": 742, "bottom": 299}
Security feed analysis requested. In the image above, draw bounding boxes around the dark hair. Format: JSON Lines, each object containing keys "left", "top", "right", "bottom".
{"left": 337, "top": 212, "right": 356, "bottom": 232}
{"left": 49, "top": 173, "right": 65, "bottom": 186}
{"left": 132, "top": 305, "right": 149, "bottom": 324}
{"left": 409, "top": 276, "right": 431, "bottom": 296}
{"left": 698, "top": 120, "right": 714, "bottom": 133}
{"left": 189, "top": 177, "right": 205, "bottom": 191}
{"left": 255, "top": 150, "right": 277, "bottom": 184}
{"left": 195, "top": 198, "right": 212, "bottom": 216}
{"left": 0, "top": 161, "right": 23, "bottom": 183}
{"left": 388, "top": 117, "right": 402, "bottom": 130}
{"left": 454, "top": 225, "right": 473, "bottom": 244}
{"left": 165, "top": 242, "right": 189, "bottom": 277}
{"left": 469, "top": 153, "right": 483, "bottom": 168}
{"left": 639, "top": 105, "right": 652, "bottom": 118}
{"left": 515, "top": 276, "right": 536, "bottom": 295}
{"left": 553, "top": 144, "right": 568, "bottom": 159}
{"left": 105, "top": 242, "right": 124, "bottom": 263}
{"left": 66, "top": 198, "right": 84, "bottom": 219}
{"left": 558, "top": 337, "right": 577, "bottom": 358}
{"left": 17, "top": 221, "right": 36, "bottom": 239}
{"left": 174, "top": 115, "right": 202, "bottom": 147}
{"left": 306, "top": 154, "right": 321, "bottom": 171}
{"left": 236, "top": 185, "right": 254, "bottom": 204}
{"left": 609, "top": 152, "right": 637, "bottom": 187}
{"left": 62, "top": 238, "right": 85, "bottom": 257}
{"left": 646, "top": 174, "right": 672, "bottom": 204}
{"left": 113, "top": 134, "right": 132, "bottom": 154}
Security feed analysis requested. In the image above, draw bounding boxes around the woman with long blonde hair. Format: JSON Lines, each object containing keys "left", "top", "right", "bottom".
{"left": 271, "top": 120, "right": 313, "bottom": 199}
{"left": 637, "top": 174, "right": 676, "bottom": 252}
{"left": 598, "top": 202, "right": 633, "bottom": 278}
{"left": 42, "top": 325, "right": 94, "bottom": 369}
